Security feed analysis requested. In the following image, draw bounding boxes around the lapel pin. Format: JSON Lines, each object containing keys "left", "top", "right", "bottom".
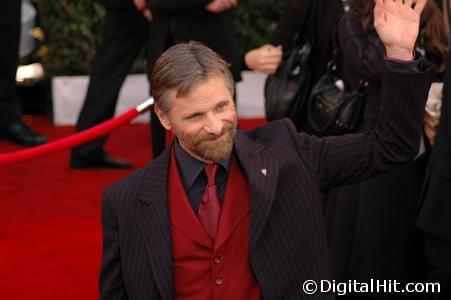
{"left": 261, "top": 169, "right": 267, "bottom": 176}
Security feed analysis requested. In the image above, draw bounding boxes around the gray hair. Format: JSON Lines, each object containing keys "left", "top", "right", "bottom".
{"left": 151, "top": 41, "right": 235, "bottom": 113}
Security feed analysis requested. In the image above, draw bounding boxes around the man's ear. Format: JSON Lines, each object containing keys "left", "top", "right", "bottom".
{"left": 154, "top": 104, "right": 172, "bottom": 131}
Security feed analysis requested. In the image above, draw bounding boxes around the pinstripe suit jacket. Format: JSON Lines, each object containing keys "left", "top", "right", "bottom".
{"left": 100, "top": 62, "right": 432, "bottom": 299}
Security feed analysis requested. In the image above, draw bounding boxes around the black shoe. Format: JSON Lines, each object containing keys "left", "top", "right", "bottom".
{"left": 70, "top": 153, "right": 132, "bottom": 169}
{"left": 0, "top": 121, "right": 47, "bottom": 146}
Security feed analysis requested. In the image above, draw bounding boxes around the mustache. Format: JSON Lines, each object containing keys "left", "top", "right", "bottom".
{"left": 198, "top": 122, "right": 235, "bottom": 142}
{"left": 203, "top": 128, "right": 228, "bottom": 141}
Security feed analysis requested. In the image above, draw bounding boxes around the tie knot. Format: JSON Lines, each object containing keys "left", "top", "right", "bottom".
{"left": 204, "top": 164, "right": 218, "bottom": 186}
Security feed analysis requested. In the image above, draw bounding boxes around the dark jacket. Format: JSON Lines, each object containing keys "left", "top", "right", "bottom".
{"left": 326, "top": 10, "right": 442, "bottom": 286}
{"left": 337, "top": 10, "right": 386, "bottom": 122}
{"left": 273, "top": 0, "right": 343, "bottom": 84}
{"left": 418, "top": 51, "right": 451, "bottom": 241}
{"left": 145, "top": 0, "right": 241, "bottom": 81}
{"left": 99, "top": 62, "right": 432, "bottom": 299}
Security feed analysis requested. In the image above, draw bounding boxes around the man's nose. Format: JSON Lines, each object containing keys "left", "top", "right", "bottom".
{"left": 204, "top": 115, "right": 223, "bottom": 136}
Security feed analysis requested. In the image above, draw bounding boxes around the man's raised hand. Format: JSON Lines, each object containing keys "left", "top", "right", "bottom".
{"left": 374, "top": 0, "right": 427, "bottom": 61}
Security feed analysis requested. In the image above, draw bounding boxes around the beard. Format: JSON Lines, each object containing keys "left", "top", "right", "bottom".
{"left": 176, "top": 117, "right": 237, "bottom": 162}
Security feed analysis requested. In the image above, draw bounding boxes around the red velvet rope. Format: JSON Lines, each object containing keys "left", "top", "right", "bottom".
{"left": 0, "top": 101, "right": 152, "bottom": 165}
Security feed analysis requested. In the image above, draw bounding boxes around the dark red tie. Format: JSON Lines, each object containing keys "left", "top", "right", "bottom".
{"left": 198, "top": 164, "right": 221, "bottom": 240}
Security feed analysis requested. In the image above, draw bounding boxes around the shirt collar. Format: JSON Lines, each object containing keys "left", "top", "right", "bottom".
{"left": 174, "top": 139, "right": 231, "bottom": 189}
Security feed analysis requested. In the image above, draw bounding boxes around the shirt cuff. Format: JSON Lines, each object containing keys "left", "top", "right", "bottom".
{"left": 384, "top": 51, "right": 423, "bottom": 72}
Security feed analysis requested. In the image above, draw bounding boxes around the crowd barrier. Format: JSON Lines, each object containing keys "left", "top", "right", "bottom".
{"left": 0, "top": 98, "right": 154, "bottom": 165}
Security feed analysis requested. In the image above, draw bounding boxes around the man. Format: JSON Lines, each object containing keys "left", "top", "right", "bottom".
{"left": 417, "top": 1, "right": 451, "bottom": 298}
{"left": 0, "top": 0, "right": 46, "bottom": 146}
{"left": 70, "top": 0, "right": 149, "bottom": 169}
{"left": 100, "top": 0, "right": 431, "bottom": 298}
{"left": 139, "top": 0, "right": 241, "bottom": 158}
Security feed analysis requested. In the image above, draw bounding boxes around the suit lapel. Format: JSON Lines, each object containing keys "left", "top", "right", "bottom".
{"left": 214, "top": 156, "right": 250, "bottom": 252}
{"left": 136, "top": 148, "right": 173, "bottom": 300}
{"left": 168, "top": 149, "right": 213, "bottom": 249}
{"left": 234, "top": 131, "right": 280, "bottom": 251}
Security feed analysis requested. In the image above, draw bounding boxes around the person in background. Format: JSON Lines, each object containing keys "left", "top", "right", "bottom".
{"left": 245, "top": 0, "right": 342, "bottom": 82}
{"left": 417, "top": 0, "right": 451, "bottom": 298}
{"left": 142, "top": 0, "right": 242, "bottom": 159}
{"left": 325, "top": 1, "right": 448, "bottom": 299}
{"left": 244, "top": 0, "right": 343, "bottom": 131}
{"left": 0, "top": 0, "right": 46, "bottom": 146}
{"left": 70, "top": 0, "right": 150, "bottom": 169}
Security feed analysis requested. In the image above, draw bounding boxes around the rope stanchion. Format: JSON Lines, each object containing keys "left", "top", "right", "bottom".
{"left": 0, "top": 98, "right": 154, "bottom": 165}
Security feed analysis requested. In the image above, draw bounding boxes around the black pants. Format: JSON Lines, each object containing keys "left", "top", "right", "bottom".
{"left": 0, "top": 0, "right": 22, "bottom": 125}
{"left": 423, "top": 234, "right": 451, "bottom": 300}
{"left": 150, "top": 110, "right": 167, "bottom": 159}
{"left": 71, "top": 4, "right": 147, "bottom": 160}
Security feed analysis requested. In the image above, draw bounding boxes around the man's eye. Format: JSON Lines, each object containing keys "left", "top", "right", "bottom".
{"left": 217, "top": 102, "right": 227, "bottom": 110}
{"left": 187, "top": 114, "right": 201, "bottom": 120}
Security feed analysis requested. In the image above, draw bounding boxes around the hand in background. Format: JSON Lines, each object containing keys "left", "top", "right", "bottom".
{"left": 424, "top": 112, "right": 440, "bottom": 145}
{"left": 424, "top": 123, "right": 437, "bottom": 145}
{"left": 244, "top": 44, "right": 282, "bottom": 74}
{"left": 374, "top": 0, "right": 426, "bottom": 61}
{"left": 205, "top": 0, "right": 238, "bottom": 14}
{"left": 133, "top": 0, "right": 153, "bottom": 21}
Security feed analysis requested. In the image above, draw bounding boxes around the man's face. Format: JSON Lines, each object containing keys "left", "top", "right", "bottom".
{"left": 155, "top": 76, "right": 238, "bottom": 163}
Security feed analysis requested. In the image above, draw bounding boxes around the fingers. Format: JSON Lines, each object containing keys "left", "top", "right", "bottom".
{"left": 133, "top": 0, "right": 146, "bottom": 11}
{"left": 244, "top": 44, "right": 282, "bottom": 74}
{"left": 413, "top": 0, "right": 427, "bottom": 14}
{"left": 205, "top": 1, "right": 222, "bottom": 13}
{"left": 133, "top": 0, "right": 152, "bottom": 21}
{"left": 224, "top": 0, "right": 237, "bottom": 8}
{"left": 142, "top": 8, "right": 153, "bottom": 22}
{"left": 261, "top": 56, "right": 282, "bottom": 64}
{"left": 255, "top": 61, "right": 280, "bottom": 74}
{"left": 424, "top": 124, "right": 436, "bottom": 145}
{"left": 261, "top": 46, "right": 282, "bottom": 62}
{"left": 205, "top": 0, "right": 221, "bottom": 13}
{"left": 404, "top": 0, "right": 413, "bottom": 8}
{"left": 373, "top": 1, "right": 384, "bottom": 23}
{"left": 373, "top": 0, "right": 388, "bottom": 31}
{"left": 258, "top": 50, "right": 282, "bottom": 74}
{"left": 205, "top": 0, "right": 237, "bottom": 13}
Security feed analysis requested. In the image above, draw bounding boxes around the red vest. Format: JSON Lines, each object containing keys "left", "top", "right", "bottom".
{"left": 168, "top": 151, "right": 261, "bottom": 300}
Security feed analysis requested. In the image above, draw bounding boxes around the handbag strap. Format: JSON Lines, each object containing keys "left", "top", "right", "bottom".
{"left": 292, "top": 0, "right": 319, "bottom": 48}
{"left": 328, "top": 0, "right": 352, "bottom": 71}
{"left": 329, "top": 0, "right": 368, "bottom": 90}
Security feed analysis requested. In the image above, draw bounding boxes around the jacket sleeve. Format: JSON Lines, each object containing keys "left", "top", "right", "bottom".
{"left": 272, "top": 0, "right": 307, "bottom": 52}
{"left": 99, "top": 191, "right": 129, "bottom": 300}
{"left": 294, "top": 59, "right": 433, "bottom": 191}
{"left": 337, "top": 11, "right": 385, "bottom": 83}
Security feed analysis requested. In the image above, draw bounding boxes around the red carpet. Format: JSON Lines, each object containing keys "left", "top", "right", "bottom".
{"left": 0, "top": 116, "right": 266, "bottom": 299}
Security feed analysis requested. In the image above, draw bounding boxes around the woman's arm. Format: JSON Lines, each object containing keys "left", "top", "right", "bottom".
{"left": 337, "top": 10, "right": 386, "bottom": 82}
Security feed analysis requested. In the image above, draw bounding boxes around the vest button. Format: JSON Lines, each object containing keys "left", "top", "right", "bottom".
{"left": 214, "top": 256, "right": 222, "bottom": 264}
{"left": 215, "top": 278, "right": 223, "bottom": 286}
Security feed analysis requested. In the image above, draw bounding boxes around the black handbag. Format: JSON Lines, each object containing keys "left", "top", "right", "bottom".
{"left": 306, "top": 62, "right": 367, "bottom": 136}
{"left": 264, "top": 0, "right": 317, "bottom": 123}
{"left": 264, "top": 38, "right": 312, "bottom": 121}
{"left": 304, "top": 0, "right": 366, "bottom": 136}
